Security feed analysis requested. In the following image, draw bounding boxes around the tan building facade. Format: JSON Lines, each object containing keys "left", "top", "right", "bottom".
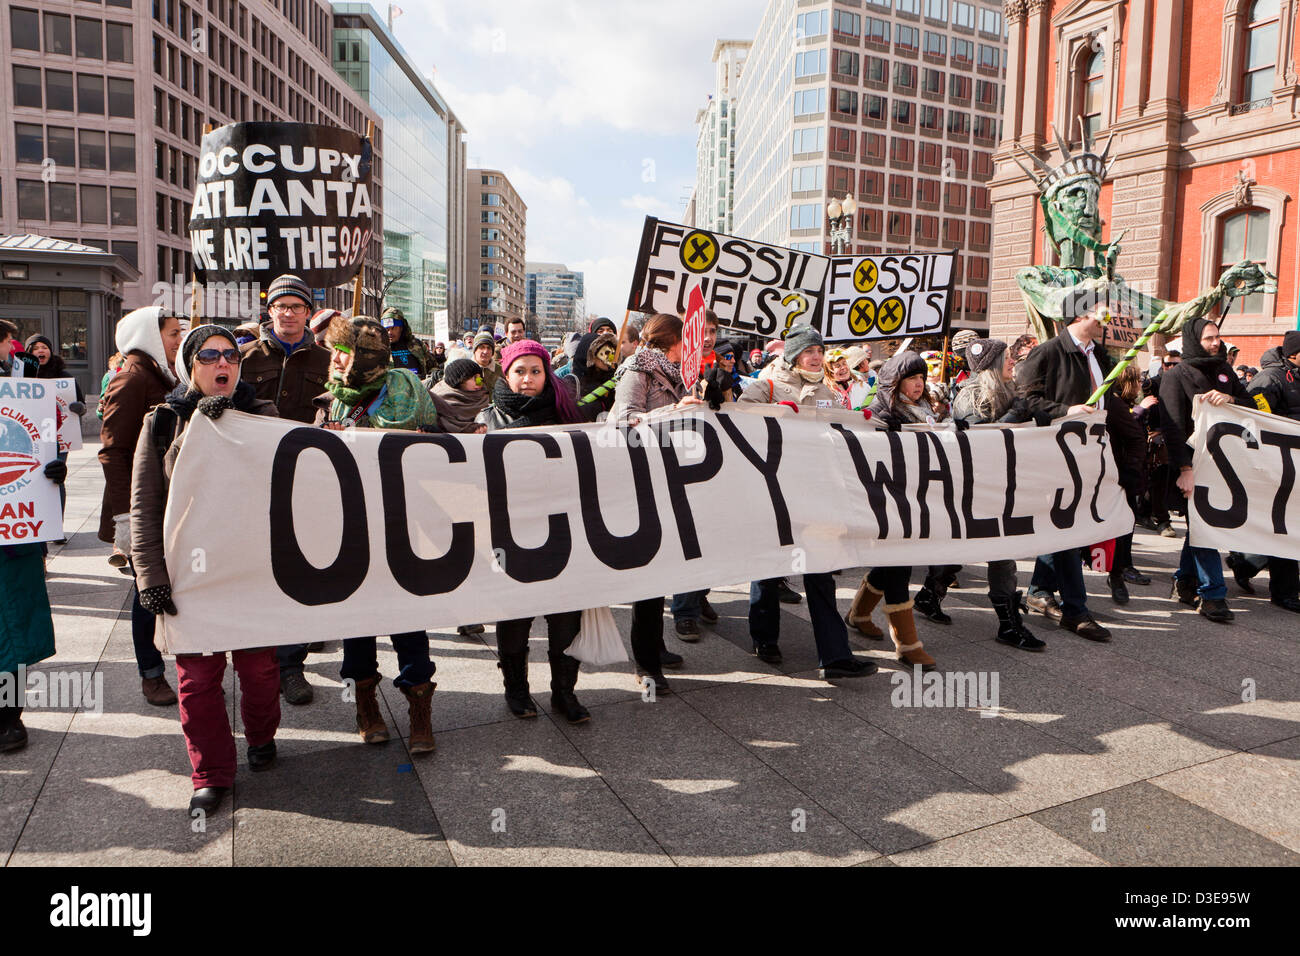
{"left": 467, "top": 168, "right": 526, "bottom": 329}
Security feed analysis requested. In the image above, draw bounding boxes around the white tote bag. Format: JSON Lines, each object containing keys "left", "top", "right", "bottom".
{"left": 565, "top": 606, "right": 628, "bottom": 666}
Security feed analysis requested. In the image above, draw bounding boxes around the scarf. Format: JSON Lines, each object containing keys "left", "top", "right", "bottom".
{"left": 629, "top": 346, "right": 684, "bottom": 388}
{"left": 431, "top": 380, "right": 489, "bottom": 433}
{"left": 1181, "top": 317, "right": 1231, "bottom": 373}
{"left": 324, "top": 376, "right": 383, "bottom": 408}
{"left": 489, "top": 377, "right": 561, "bottom": 428}
{"left": 165, "top": 380, "right": 260, "bottom": 422}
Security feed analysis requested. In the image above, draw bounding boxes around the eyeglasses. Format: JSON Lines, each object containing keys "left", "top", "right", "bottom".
{"left": 196, "top": 348, "right": 241, "bottom": 365}
{"left": 270, "top": 303, "right": 309, "bottom": 316}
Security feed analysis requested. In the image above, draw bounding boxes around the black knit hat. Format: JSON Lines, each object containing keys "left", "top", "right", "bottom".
{"left": 443, "top": 358, "right": 483, "bottom": 389}
{"left": 966, "top": 337, "right": 1008, "bottom": 374}
{"left": 181, "top": 324, "right": 238, "bottom": 373}
{"left": 783, "top": 323, "right": 824, "bottom": 364}
{"left": 266, "top": 273, "right": 312, "bottom": 308}
{"left": 1283, "top": 330, "right": 1300, "bottom": 358}
{"left": 713, "top": 338, "right": 736, "bottom": 358}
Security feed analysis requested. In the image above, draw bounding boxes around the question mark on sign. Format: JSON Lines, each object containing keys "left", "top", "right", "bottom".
{"left": 780, "top": 293, "right": 809, "bottom": 337}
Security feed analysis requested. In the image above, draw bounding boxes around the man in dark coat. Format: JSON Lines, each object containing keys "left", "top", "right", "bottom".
{"left": 1015, "top": 293, "right": 1113, "bottom": 642}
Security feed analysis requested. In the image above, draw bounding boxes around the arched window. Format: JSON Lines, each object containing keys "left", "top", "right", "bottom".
{"left": 1219, "top": 209, "right": 1270, "bottom": 317}
{"left": 1080, "top": 48, "right": 1104, "bottom": 142}
{"left": 1242, "top": 0, "right": 1280, "bottom": 103}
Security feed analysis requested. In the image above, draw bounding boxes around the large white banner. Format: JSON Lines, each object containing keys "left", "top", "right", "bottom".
{"left": 1189, "top": 401, "right": 1300, "bottom": 559}
{"left": 0, "top": 381, "right": 61, "bottom": 545}
{"left": 159, "top": 407, "right": 1132, "bottom": 653}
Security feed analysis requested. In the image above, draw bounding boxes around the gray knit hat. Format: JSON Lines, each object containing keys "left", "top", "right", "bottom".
{"left": 472, "top": 331, "right": 495, "bottom": 350}
{"left": 782, "top": 323, "right": 824, "bottom": 364}
{"left": 266, "top": 273, "right": 312, "bottom": 307}
{"left": 966, "top": 337, "right": 1008, "bottom": 374}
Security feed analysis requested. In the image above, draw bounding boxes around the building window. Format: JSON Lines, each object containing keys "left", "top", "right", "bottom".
{"left": 897, "top": 0, "right": 921, "bottom": 14}
{"left": 81, "top": 184, "right": 107, "bottom": 224}
{"left": 44, "top": 12, "right": 72, "bottom": 54}
{"left": 795, "top": 49, "right": 826, "bottom": 78}
{"left": 860, "top": 169, "right": 885, "bottom": 200}
{"left": 832, "top": 88, "right": 858, "bottom": 118}
{"left": 795, "top": 9, "right": 828, "bottom": 39}
{"left": 865, "top": 92, "right": 887, "bottom": 123}
{"left": 921, "top": 104, "right": 943, "bottom": 131}
{"left": 790, "top": 203, "right": 820, "bottom": 230}
{"left": 46, "top": 126, "right": 75, "bottom": 168}
{"left": 17, "top": 180, "right": 46, "bottom": 219}
{"left": 793, "top": 88, "right": 826, "bottom": 115}
{"left": 79, "top": 129, "right": 106, "bottom": 169}
{"left": 793, "top": 126, "right": 825, "bottom": 153}
{"left": 891, "top": 137, "right": 915, "bottom": 164}
{"left": 106, "top": 21, "right": 133, "bottom": 62}
{"left": 832, "top": 10, "right": 861, "bottom": 37}
{"left": 892, "top": 100, "right": 914, "bottom": 126}
{"left": 107, "top": 77, "right": 133, "bottom": 116}
{"left": 952, "top": 38, "right": 974, "bottom": 65}
{"left": 866, "top": 55, "right": 888, "bottom": 84}
{"left": 862, "top": 132, "right": 887, "bottom": 161}
{"left": 833, "top": 50, "right": 860, "bottom": 78}
{"left": 77, "top": 74, "right": 105, "bottom": 114}
{"left": 76, "top": 17, "right": 103, "bottom": 58}
{"left": 952, "top": 2, "right": 976, "bottom": 29}
{"left": 895, "top": 24, "right": 919, "bottom": 52}
{"left": 1242, "top": 0, "right": 1280, "bottom": 103}
{"left": 1219, "top": 209, "right": 1270, "bottom": 315}
{"left": 978, "top": 44, "right": 1001, "bottom": 70}
{"left": 792, "top": 166, "right": 824, "bottom": 192}
{"left": 918, "top": 178, "right": 940, "bottom": 204}
{"left": 889, "top": 175, "right": 913, "bottom": 202}
{"left": 110, "top": 186, "right": 136, "bottom": 225}
{"left": 109, "top": 132, "right": 135, "bottom": 172}
{"left": 865, "top": 16, "right": 890, "bottom": 45}
{"left": 924, "top": 31, "right": 946, "bottom": 57}
{"left": 11, "top": 7, "right": 41, "bottom": 50}
{"left": 925, "top": 0, "right": 948, "bottom": 19}
{"left": 894, "top": 62, "right": 917, "bottom": 90}
{"left": 922, "top": 68, "right": 945, "bottom": 95}
{"left": 14, "top": 124, "right": 44, "bottom": 165}
{"left": 979, "top": 9, "right": 1003, "bottom": 36}
{"left": 1079, "top": 48, "right": 1104, "bottom": 142}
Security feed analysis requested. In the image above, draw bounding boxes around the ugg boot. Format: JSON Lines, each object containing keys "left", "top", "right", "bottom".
{"left": 887, "top": 601, "right": 937, "bottom": 671}
{"left": 845, "top": 577, "right": 885, "bottom": 639}
{"left": 353, "top": 674, "right": 390, "bottom": 744}
{"left": 402, "top": 681, "right": 437, "bottom": 754}
{"left": 498, "top": 651, "right": 537, "bottom": 718}
{"left": 549, "top": 651, "right": 591, "bottom": 724}
{"left": 991, "top": 592, "right": 1046, "bottom": 651}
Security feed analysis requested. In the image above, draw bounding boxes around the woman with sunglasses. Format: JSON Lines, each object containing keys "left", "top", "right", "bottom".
{"left": 130, "top": 325, "right": 282, "bottom": 814}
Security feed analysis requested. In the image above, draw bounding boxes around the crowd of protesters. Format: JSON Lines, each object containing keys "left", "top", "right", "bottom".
{"left": 4, "top": 274, "right": 1300, "bottom": 818}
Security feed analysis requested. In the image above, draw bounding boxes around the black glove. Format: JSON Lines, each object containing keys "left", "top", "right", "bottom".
{"left": 417, "top": 423, "right": 441, "bottom": 434}
{"left": 43, "top": 459, "right": 67, "bottom": 484}
{"left": 953, "top": 417, "right": 970, "bottom": 431}
{"left": 138, "top": 584, "right": 178, "bottom": 616}
{"left": 197, "top": 395, "right": 235, "bottom": 420}
{"left": 68, "top": 401, "right": 86, "bottom": 416}
{"left": 887, "top": 419, "right": 903, "bottom": 432}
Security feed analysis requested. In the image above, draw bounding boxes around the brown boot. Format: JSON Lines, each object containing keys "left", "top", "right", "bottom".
{"left": 353, "top": 675, "right": 390, "bottom": 744}
{"left": 845, "top": 576, "right": 885, "bottom": 639}
{"left": 141, "top": 675, "right": 177, "bottom": 706}
{"left": 886, "top": 601, "right": 937, "bottom": 671}
{"left": 402, "top": 681, "right": 437, "bottom": 754}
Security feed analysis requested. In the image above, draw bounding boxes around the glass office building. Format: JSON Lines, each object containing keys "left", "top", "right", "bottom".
{"left": 333, "top": 3, "right": 450, "bottom": 335}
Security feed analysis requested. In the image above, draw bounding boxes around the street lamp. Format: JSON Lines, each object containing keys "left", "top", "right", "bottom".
{"left": 826, "top": 194, "right": 858, "bottom": 255}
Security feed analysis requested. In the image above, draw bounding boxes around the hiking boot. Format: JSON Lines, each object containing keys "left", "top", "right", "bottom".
{"left": 402, "top": 681, "right": 437, "bottom": 754}
{"left": 141, "top": 675, "right": 177, "bottom": 706}
{"left": 353, "top": 674, "right": 390, "bottom": 744}
{"left": 819, "top": 657, "right": 878, "bottom": 679}
{"left": 699, "top": 596, "right": 719, "bottom": 624}
{"left": 674, "top": 618, "right": 702, "bottom": 642}
{"left": 280, "top": 670, "right": 314, "bottom": 705}
{"left": 1198, "top": 599, "right": 1234, "bottom": 624}
{"left": 1025, "top": 591, "right": 1064, "bottom": 622}
{"left": 548, "top": 651, "right": 590, "bottom": 724}
{"left": 1157, "top": 521, "right": 1177, "bottom": 538}
{"left": 1122, "top": 566, "right": 1151, "bottom": 586}
{"left": 913, "top": 585, "right": 952, "bottom": 625}
{"left": 777, "top": 579, "right": 802, "bottom": 604}
{"left": 1108, "top": 576, "right": 1130, "bottom": 605}
{"left": 1060, "top": 615, "right": 1112, "bottom": 642}
{"left": 248, "top": 741, "right": 277, "bottom": 772}
{"left": 992, "top": 592, "right": 1046, "bottom": 651}
{"left": 498, "top": 651, "right": 536, "bottom": 718}
{"left": 752, "top": 642, "right": 783, "bottom": 665}
{"left": 1171, "top": 575, "right": 1199, "bottom": 607}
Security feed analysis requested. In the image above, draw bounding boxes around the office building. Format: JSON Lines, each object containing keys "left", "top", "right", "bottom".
{"left": 694, "top": 39, "right": 751, "bottom": 235}
{"left": 526, "top": 263, "right": 586, "bottom": 347}
{"left": 446, "top": 110, "right": 470, "bottom": 324}
{"left": 990, "top": 0, "right": 1299, "bottom": 364}
{"left": 733, "top": 0, "right": 1008, "bottom": 330}
{"left": 468, "top": 168, "right": 526, "bottom": 330}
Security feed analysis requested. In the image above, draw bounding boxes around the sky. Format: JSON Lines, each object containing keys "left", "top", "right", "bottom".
{"left": 393, "top": 0, "right": 762, "bottom": 320}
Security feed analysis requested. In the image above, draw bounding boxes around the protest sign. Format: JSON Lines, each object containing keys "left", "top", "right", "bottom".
{"left": 1189, "top": 401, "right": 1300, "bottom": 560}
{"left": 820, "top": 253, "right": 956, "bottom": 342}
{"left": 51, "top": 378, "right": 82, "bottom": 452}
{"left": 433, "top": 310, "right": 450, "bottom": 345}
{"left": 160, "top": 407, "right": 1130, "bottom": 653}
{"left": 627, "top": 217, "right": 831, "bottom": 338}
{"left": 0, "top": 380, "right": 62, "bottom": 544}
{"left": 188, "top": 122, "right": 374, "bottom": 288}
{"left": 680, "top": 282, "right": 706, "bottom": 389}
{"left": 1101, "top": 309, "right": 1142, "bottom": 350}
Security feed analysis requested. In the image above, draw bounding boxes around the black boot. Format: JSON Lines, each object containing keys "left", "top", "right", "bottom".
{"left": 549, "top": 651, "right": 590, "bottom": 724}
{"left": 497, "top": 651, "right": 536, "bottom": 718}
{"left": 992, "top": 592, "right": 1046, "bottom": 651}
{"left": 914, "top": 584, "right": 952, "bottom": 625}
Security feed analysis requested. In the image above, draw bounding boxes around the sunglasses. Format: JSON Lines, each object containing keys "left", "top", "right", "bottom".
{"left": 196, "top": 348, "right": 241, "bottom": 365}
{"left": 1162, "top": 360, "right": 1177, "bottom": 367}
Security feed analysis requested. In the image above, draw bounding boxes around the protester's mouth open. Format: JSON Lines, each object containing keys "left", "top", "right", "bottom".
{"left": 215, "top": 373, "right": 230, "bottom": 387}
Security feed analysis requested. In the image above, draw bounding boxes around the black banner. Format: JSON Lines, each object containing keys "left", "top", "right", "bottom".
{"left": 187, "top": 122, "right": 373, "bottom": 288}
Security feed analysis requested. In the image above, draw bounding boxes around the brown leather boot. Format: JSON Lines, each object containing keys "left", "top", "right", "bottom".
{"left": 353, "top": 675, "right": 390, "bottom": 744}
{"left": 845, "top": 576, "right": 885, "bottom": 639}
{"left": 886, "top": 601, "right": 937, "bottom": 671}
{"left": 141, "top": 675, "right": 177, "bottom": 706}
{"left": 402, "top": 681, "right": 437, "bottom": 754}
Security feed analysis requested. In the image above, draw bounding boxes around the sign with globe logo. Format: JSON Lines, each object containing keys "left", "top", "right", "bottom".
{"left": 0, "top": 381, "right": 60, "bottom": 543}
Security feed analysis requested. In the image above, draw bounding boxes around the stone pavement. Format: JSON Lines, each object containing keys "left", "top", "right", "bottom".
{"left": 3, "top": 442, "right": 1298, "bottom": 866}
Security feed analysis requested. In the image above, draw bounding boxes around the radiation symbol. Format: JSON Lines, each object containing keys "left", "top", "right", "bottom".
{"left": 876, "top": 296, "right": 906, "bottom": 335}
{"left": 849, "top": 298, "right": 876, "bottom": 335}
{"left": 680, "top": 230, "right": 719, "bottom": 273}
{"left": 853, "top": 259, "right": 878, "bottom": 294}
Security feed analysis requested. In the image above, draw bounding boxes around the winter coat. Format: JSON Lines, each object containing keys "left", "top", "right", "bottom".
{"left": 312, "top": 367, "right": 438, "bottom": 431}
{"left": 867, "top": 351, "right": 948, "bottom": 427}
{"left": 0, "top": 544, "right": 56, "bottom": 673}
{"left": 1248, "top": 347, "right": 1300, "bottom": 421}
{"left": 97, "top": 351, "right": 173, "bottom": 543}
{"left": 1017, "top": 331, "right": 1114, "bottom": 423}
{"left": 1106, "top": 395, "right": 1151, "bottom": 497}
{"left": 240, "top": 328, "right": 331, "bottom": 424}
{"left": 1158, "top": 359, "right": 1252, "bottom": 470}
{"left": 389, "top": 328, "right": 433, "bottom": 378}
{"left": 951, "top": 376, "right": 1031, "bottom": 426}
{"left": 737, "top": 360, "right": 840, "bottom": 409}
{"left": 610, "top": 353, "right": 687, "bottom": 422}
{"left": 130, "top": 383, "right": 278, "bottom": 593}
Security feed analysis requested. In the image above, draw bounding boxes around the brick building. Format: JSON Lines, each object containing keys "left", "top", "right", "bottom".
{"left": 990, "top": 0, "right": 1300, "bottom": 366}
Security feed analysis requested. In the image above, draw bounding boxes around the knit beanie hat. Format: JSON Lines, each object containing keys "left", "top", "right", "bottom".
{"left": 951, "top": 329, "right": 979, "bottom": 353}
{"left": 589, "top": 316, "right": 616, "bottom": 335}
{"left": 310, "top": 309, "right": 341, "bottom": 339}
{"left": 782, "top": 324, "right": 824, "bottom": 364}
{"left": 843, "top": 345, "right": 870, "bottom": 371}
{"left": 1283, "top": 330, "right": 1300, "bottom": 358}
{"left": 966, "top": 337, "right": 1009, "bottom": 374}
{"left": 23, "top": 333, "right": 54, "bottom": 355}
{"left": 473, "top": 331, "right": 495, "bottom": 351}
{"left": 443, "top": 358, "right": 483, "bottom": 389}
{"left": 713, "top": 339, "right": 736, "bottom": 359}
{"left": 177, "top": 324, "right": 239, "bottom": 393}
{"left": 266, "top": 273, "right": 312, "bottom": 308}
{"left": 325, "top": 315, "right": 390, "bottom": 391}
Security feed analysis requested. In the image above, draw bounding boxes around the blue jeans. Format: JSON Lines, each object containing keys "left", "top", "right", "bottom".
{"left": 1174, "top": 541, "right": 1227, "bottom": 601}
{"left": 1027, "top": 549, "right": 1088, "bottom": 619}
{"left": 130, "top": 585, "right": 166, "bottom": 680}
{"left": 670, "top": 589, "right": 706, "bottom": 623}
{"left": 749, "top": 572, "right": 852, "bottom": 667}
{"left": 340, "top": 631, "right": 434, "bottom": 690}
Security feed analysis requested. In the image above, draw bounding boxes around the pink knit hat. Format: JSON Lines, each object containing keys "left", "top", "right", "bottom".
{"left": 501, "top": 338, "right": 552, "bottom": 372}
{"left": 498, "top": 338, "right": 583, "bottom": 424}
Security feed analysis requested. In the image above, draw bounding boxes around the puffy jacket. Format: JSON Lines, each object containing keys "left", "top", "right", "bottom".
{"left": 610, "top": 354, "right": 686, "bottom": 422}
{"left": 240, "top": 329, "right": 331, "bottom": 424}
{"left": 1248, "top": 347, "right": 1300, "bottom": 421}
{"left": 97, "top": 351, "right": 172, "bottom": 543}
{"left": 130, "top": 383, "right": 278, "bottom": 592}
{"left": 737, "top": 360, "right": 840, "bottom": 409}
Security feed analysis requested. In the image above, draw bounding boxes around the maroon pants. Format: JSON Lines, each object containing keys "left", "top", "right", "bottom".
{"left": 176, "top": 649, "right": 280, "bottom": 789}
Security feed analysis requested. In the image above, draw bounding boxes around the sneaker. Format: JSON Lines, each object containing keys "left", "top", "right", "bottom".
{"left": 248, "top": 741, "right": 277, "bottom": 772}
{"left": 1171, "top": 575, "right": 1199, "bottom": 607}
{"left": 141, "top": 675, "right": 178, "bottom": 706}
{"left": 0, "top": 720, "right": 28, "bottom": 753}
{"left": 1060, "top": 615, "right": 1112, "bottom": 642}
{"left": 1134, "top": 517, "right": 1158, "bottom": 531}
{"left": 1025, "top": 591, "right": 1064, "bottom": 622}
{"left": 752, "top": 642, "right": 783, "bottom": 665}
{"left": 1198, "top": 598, "right": 1234, "bottom": 624}
{"left": 674, "top": 618, "right": 702, "bottom": 643}
{"left": 1157, "top": 521, "right": 1178, "bottom": 538}
{"left": 457, "top": 623, "right": 486, "bottom": 636}
{"left": 776, "top": 580, "right": 802, "bottom": 604}
{"left": 280, "top": 670, "right": 314, "bottom": 705}
{"left": 819, "top": 657, "right": 878, "bottom": 679}
{"left": 660, "top": 649, "right": 684, "bottom": 669}
{"left": 1108, "top": 577, "right": 1130, "bottom": 605}
{"left": 1122, "top": 566, "right": 1152, "bottom": 586}
{"left": 699, "top": 596, "right": 719, "bottom": 624}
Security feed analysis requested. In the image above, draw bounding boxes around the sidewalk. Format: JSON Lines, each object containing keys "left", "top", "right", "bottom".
{"left": 3, "top": 442, "right": 1298, "bottom": 865}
